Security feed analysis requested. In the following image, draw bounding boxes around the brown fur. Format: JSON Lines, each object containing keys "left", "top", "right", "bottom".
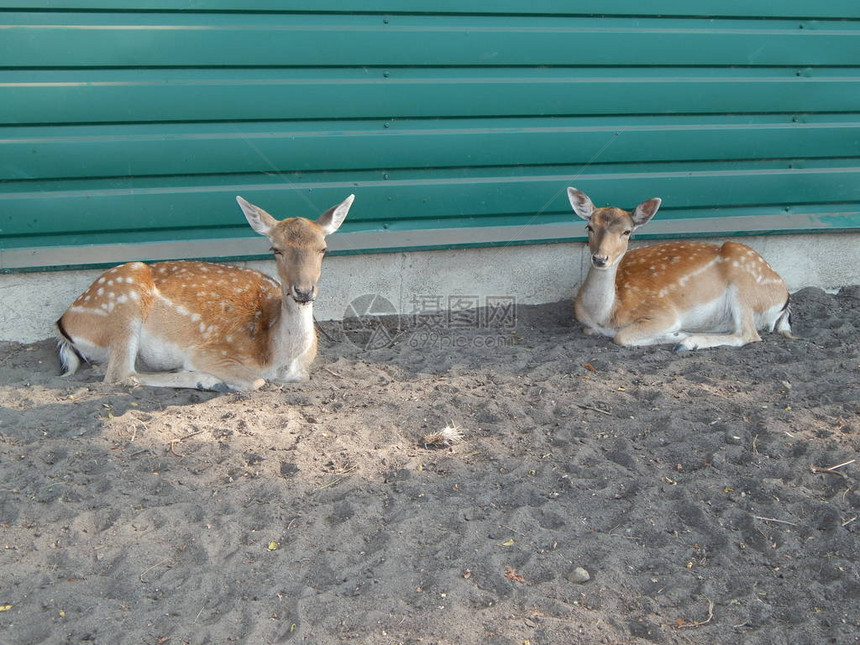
{"left": 568, "top": 188, "right": 791, "bottom": 350}
{"left": 56, "top": 195, "right": 353, "bottom": 391}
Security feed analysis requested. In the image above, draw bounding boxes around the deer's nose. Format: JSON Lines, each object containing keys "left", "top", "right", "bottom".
{"left": 592, "top": 255, "right": 608, "bottom": 268}
{"left": 292, "top": 286, "right": 315, "bottom": 303}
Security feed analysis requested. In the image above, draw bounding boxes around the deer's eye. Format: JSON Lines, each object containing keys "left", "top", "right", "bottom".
{"left": 271, "top": 247, "right": 283, "bottom": 256}
{"left": 320, "top": 248, "right": 327, "bottom": 255}
{"left": 585, "top": 225, "right": 593, "bottom": 233}
{"left": 622, "top": 230, "right": 632, "bottom": 237}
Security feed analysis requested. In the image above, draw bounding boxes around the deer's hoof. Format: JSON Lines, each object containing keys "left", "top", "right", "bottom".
{"left": 203, "top": 381, "right": 232, "bottom": 393}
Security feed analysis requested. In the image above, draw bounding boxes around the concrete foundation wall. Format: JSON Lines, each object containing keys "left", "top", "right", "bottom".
{"left": 1, "top": 232, "right": 858, "bottom": 345}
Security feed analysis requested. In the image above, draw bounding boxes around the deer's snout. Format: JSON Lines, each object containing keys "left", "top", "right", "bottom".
{"left": 591, "top": 254, "right": 609, "bottom": 268}
{"left": 291, "top": 285, "right": 316, "bottom": 304}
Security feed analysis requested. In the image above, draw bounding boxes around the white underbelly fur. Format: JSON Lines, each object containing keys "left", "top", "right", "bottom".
{"left": 679, "top": 292, "right": 734, "bottom": 333}
{"left": 138, "top": 327, "right": 190, "bottom": 371}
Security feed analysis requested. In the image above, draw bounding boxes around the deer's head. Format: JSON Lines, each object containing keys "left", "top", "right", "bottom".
{"left": 568, "top": 187, "right": 661, "bottom": 269}
{"left": 237, "top": 195, "right": 354, "bottom": 303}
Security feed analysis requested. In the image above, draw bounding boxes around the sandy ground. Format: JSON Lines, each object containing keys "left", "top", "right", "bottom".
{"left": 0, "top": 286, "right": 857, "bottom": 645}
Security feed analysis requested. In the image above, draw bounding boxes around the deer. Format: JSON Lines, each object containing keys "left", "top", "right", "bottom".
{"left": 55, "top": 194, "right": 354, "bottom": 391}
{"left": 567, "top": 187, "right": 793, "bottom": 351}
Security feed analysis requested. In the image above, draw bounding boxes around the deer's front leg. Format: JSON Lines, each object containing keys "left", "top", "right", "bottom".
{"left": 131, "top": 353, "right": 267, "bottom": 392}
{"left": 274, "top": 358, "right": 310, "bottom": 383}
{"left": 273, "top": 336, "right": 317, "bottom": 383}
{"left": 131, "top": 370, "right": 265, "bottom": 392}
{"left": 612, "top": 315, "right": 689, "bottom": 348}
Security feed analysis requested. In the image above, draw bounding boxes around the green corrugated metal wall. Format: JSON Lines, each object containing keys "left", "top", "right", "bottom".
{"left": 1, "top": 2, "right": 859, "bottom": 270}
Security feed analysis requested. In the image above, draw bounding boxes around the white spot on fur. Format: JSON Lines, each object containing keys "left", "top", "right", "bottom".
{"left": 69, "top": 305, "right": 107, "bottom": 317}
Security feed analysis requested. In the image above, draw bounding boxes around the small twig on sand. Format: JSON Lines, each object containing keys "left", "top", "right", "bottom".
{"left": 139, "top": 557, "right": 172, "bottom": 583}
{"left": 118, "top": 411, "right": 149, "bottom": 442}
{"left": 842, "top": 516, "right": 857, "bottom": 528}
{"left": 752, "top": 434, "right": 759, "bottom": 454}
{"left": 525, "top": 614, "right": 574, "bottom": 623}
{"left": 168, "top": 430, "right": 204, "bottom": 457}
{"left": 315, "top": 466, "right": 357, "bottom": 490}
{"left": 753, "top": 515, "right": 798, "bottom": 527}
{"left": 811, "top": 459, "right": 855, "bottom": 478}
{"left": 502, "top": 524, "right": 527, "bottom": 538}
{"left": 322, "top": 366, "right": 342, "bottom": 378}
{"left": 676, "top": 598, "right": 714, "bottom": 629}
{"left": 575, "top": 403, "right": 611, "bottom": 416}
{"left": 697, "top": 384, "right": 731, "bottom": 400}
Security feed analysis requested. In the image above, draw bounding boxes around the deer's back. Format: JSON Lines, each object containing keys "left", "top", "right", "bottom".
{"left": 614, "top": 241, "right": 786, "bottom": 319}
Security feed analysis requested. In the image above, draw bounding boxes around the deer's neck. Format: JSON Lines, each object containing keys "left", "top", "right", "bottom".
{"left": 267, "top": 295, "right": 315, "bottom": 369}
{"left": 577, "top": 263, "right": 619, "bottom": 330}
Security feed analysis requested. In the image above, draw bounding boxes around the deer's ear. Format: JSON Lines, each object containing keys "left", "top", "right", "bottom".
{"left": 631, "top": 198, "right": 662, "bottom": 228}
{"left": 236, "top": 196, "right": 279, "bottom": 237}
{"left": 567, "top": 187, "right": 595, "bottom": 221}
{"left": 317, "top": 194, "right": 354, "bottom": 236}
